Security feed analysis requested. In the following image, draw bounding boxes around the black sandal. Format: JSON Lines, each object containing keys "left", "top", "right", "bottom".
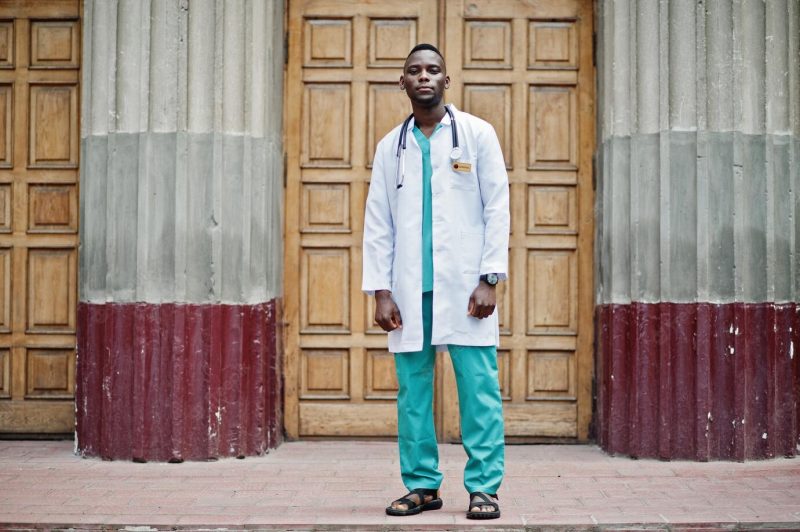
{"left": 466, "top": 491, "right": 500, "bottom": 520}
{"left": 385, "top": 488, "right": 443, "bottom": 516}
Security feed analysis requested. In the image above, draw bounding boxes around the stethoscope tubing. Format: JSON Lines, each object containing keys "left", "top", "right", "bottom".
{"left": 396, "top": 105, "right": 459, "bottom": 189}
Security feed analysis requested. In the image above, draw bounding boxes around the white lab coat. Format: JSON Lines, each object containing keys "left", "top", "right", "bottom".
{"left": 362, "top": 105, "right": 510, "bottom": 353}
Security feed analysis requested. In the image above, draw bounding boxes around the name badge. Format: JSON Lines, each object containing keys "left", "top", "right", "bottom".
{"left": 452, "top": 161, "right": 472, "bottom": 173}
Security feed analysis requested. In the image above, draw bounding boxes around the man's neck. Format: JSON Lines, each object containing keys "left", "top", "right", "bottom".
{"left": 412, "top": 103, "right": 447, "bottom": 130}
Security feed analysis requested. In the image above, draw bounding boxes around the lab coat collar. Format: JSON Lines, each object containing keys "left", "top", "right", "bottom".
{"left": 405, "top": 104, "right": 458, "bottom": 131}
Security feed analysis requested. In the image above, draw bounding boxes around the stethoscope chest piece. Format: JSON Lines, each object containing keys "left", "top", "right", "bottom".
{"left": 449, "top": 146, "right": 462, "bottom": 161}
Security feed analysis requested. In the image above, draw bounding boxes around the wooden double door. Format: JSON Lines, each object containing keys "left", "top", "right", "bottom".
{"left": 284, "top": 0, "right": 595, "bottom": 442}
{"left": 0, "top": 0, "right": 81, "bottom": 434}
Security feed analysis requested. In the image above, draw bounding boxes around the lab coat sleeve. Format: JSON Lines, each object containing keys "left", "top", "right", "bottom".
{"left": 362, "top": 140, "right": 395, "bottom": 295}
{"left": 477, "top": 124, "right": 510, "bottom": 280}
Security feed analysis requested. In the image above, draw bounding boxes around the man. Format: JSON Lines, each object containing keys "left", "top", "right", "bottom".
{"left": 362, "top": 43, "right": 510, "bottom": 520}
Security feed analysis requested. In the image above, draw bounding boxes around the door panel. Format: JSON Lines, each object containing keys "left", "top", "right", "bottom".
{"left": 441, "top": 0, "right": 593, "bottom": 442}
{"left": 285, "top": 0, "right": 438, "bottom": 438}
{"left": 0, "top": 0, "right": 81, "bottom": 434}
{"left": 285, "top": 0, "right": 594, "bottom": 441}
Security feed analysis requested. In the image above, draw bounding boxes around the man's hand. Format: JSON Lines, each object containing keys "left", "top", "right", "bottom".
{"left": 375, "top": 290, "right": 403, "bottom": 332}
{"left": 468, "top": 281, "right": 496, "bottom": 319}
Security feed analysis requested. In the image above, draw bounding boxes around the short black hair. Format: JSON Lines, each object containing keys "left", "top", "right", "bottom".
{"left": 407, "top": 43, "right": 443, "bottom": 60}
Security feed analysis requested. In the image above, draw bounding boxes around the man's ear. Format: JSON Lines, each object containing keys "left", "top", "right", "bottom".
{"left": 399, "top": 75, "right": 405, "bottom": 91}
{"left": 445, "top": 75, "right": 450, "bottom": 89}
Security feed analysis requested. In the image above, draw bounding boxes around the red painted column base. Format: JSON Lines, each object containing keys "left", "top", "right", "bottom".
{"left": 76, "top": 301, "right": 283, "bottom": 461}
{"left": 596, "top": 302, "right": 800, "bottom": 460}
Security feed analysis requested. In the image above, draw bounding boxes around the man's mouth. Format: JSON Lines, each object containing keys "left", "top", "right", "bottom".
{"left": 417, "top": 86, "right": 434, "bottom": 92}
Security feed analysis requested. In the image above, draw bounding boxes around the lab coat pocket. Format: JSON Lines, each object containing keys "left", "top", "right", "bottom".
{"left": 448, "top": 157, "right": 478, "bottom": 191}
{"left": 460, "top": 230, "right": 484, "bottom": 274}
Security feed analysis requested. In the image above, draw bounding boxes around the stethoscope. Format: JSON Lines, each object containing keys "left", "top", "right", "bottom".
{"left": 395, "top": 104, "right": 461, "bottom": 189}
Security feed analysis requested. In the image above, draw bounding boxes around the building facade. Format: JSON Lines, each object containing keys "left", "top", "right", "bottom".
{"left": 0, "top": 0, "right": 796, "bottom": 461}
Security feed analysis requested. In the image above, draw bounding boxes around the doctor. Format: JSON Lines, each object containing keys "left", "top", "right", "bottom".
{"left": 362, "top": 43, "right": 509, "bottom": 520}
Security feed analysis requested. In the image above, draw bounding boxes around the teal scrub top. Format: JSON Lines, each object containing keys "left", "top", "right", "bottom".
{"left": 412, "top": 124, "right": 441, "bottom": 293}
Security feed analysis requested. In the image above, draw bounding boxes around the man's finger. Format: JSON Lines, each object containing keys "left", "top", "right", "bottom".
{"left": 467, "top": 296, "right": 476, "bottom": 316}
{"left": 477, "top": 303, "right": 494, "bottom": 319}
{"left": 392, "top": 307, "right": 403, "bottom": 328}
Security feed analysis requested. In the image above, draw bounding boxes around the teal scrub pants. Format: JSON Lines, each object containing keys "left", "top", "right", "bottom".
{"left": 394, "top": 291, "right": 505, "bottom": 494}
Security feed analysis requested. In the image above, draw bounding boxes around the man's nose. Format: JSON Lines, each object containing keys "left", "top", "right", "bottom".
{"left": 418, "top": 69, "right": 430, "bottom": 81}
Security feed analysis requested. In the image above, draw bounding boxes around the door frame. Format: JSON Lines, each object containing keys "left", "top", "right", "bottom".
{"left": 281, "top": 0, "right": 596, "bottom": 442}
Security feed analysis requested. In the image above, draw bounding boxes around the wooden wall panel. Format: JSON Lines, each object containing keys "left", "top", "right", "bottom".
{"left": 364, "top": 349, "right": 397, "bottom": 399}
{"left": 0, "top": 22, "right": 13, "bottom": 68}
{"left": 300, "top": 248, "right": 350, "bottom": 332}
{"left": 301, "top": 83, "right": 351, "bottom": 167}
{"left": 0, "top": 348, "right": 8, "bottom": 398}
{"left": 25, "top": 347, "right": 74, "bottom": 398}
{"left": 529, "top": 85, "right": 577, "bottom": 169}
{"left": 28, "top": 184, "right": 77, "bottom": 233}
{"left": 497, "top": 349, "right": 511, "bottom": 400}
{"left": 0, "top": 185, "right": 11, "bottom": 231}
{"left": 0, "top": 248, "right": 10, "bottom": 332}
{"left": 302, "top": 183, "right": 350, "bottom": 233}
{"left": 368, "top": 19, "right": 416, "bottom": 68}
{"left": 528, "top": 21, "right": 577, "bottom": 69}
{"left": 0, "top": 84, "right": 11, "bottom": 167}
{"left": 463, "top": 84, "right": 512, "bottom": 168}
{"left": 27, "top": 248, "right": 76, "bottom": 333}
{"left": 496, "top": 255, "right": 511, "bottom": 334}
{"left": 528, "top": 185, "right": 576, "bottom": 234}
{"left": 303, "top": 18, "right": 352, "bottom": 67}
{"left": 464, "top": 20, "right": 512, "bottom": 69}
{"left": 28, "top": 83, "right": 78, "bottom": 168}
{"left": 527, "top": 250, "right": 577, "bottom": 334}
{"left": 29, "top": 20, "right": 79, "bottom": 69}
{"left": 363, "top": 293, "right": 383, "bottom": 334}
{"left": 527, "top": 350, "right": 575, "bottom": 399}
{"left": 301, "top": 348, "right": 350, "bottom": 399}
{"left": 367, "top": 83, "right": 410, "bottom": 167}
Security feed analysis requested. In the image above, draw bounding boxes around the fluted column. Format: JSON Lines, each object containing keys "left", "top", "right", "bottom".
{"left": 596, "top": 0, "right": 800, "bottom": 460}
{"left": 76, "top": 0, "right": 285, "bottom": 461}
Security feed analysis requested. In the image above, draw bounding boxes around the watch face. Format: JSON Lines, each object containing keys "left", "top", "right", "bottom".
{"left": 487, "top": 273, "right": 498, "bottom": 285}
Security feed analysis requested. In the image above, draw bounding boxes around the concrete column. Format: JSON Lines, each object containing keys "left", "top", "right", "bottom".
{"left": 76, "top": 0, "right": 285, "bottom": 460}
{"left": 596, "top": 0, "right": 800, "bottom": 460}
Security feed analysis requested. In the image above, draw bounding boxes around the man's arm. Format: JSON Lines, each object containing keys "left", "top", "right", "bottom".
{"left": 476, "top": 125, "right": 510, "bottom": 279}
{"left": 362, "top": 141, "right": 403, "bottom": 331}
{"left": 362, "top": 141, "right": 394, "bottom": 295}
{"left": 468, "top": 124, "right": 510, "bottom": 319}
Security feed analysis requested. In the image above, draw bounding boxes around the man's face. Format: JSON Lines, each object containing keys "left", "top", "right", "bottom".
{"left": 400, "top": 50, "right": 449, "bottom": 107}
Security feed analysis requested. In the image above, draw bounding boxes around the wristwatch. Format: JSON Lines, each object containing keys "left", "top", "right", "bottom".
{"left": 480, "top": 273, "right": 499, "bottom": 286}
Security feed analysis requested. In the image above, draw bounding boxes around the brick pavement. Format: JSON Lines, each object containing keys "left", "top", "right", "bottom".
{"left": 0, "top": 440, "right": 799, "bottom": 530}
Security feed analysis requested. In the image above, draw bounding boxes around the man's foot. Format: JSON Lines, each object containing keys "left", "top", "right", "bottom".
{"left": 466, "top": 492, "right": 500, "bottom": 519}
{"left": 386, "top": 488, "right": 442, "bottom": 516}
